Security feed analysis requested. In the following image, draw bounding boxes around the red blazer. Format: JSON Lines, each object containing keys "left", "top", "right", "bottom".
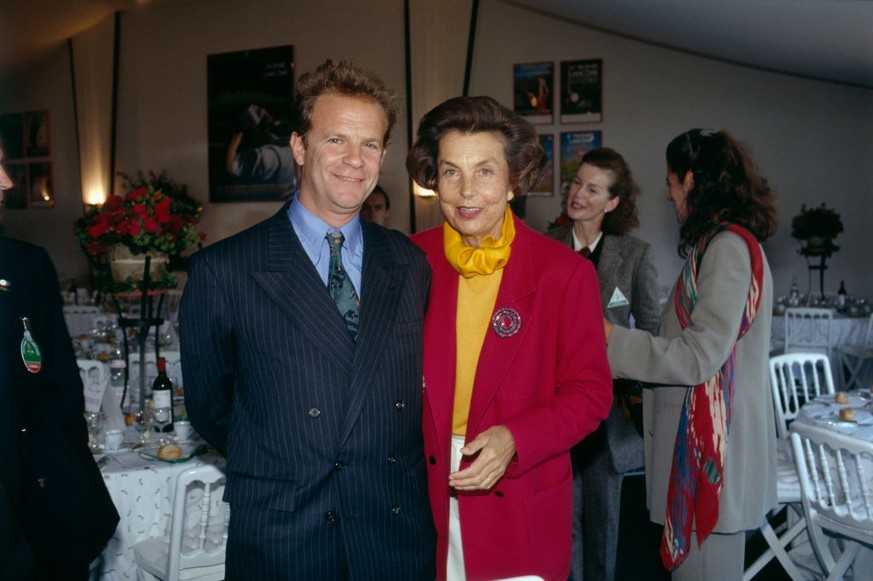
{"left": 412, "top": 215, "right": 613, "bottom": 581}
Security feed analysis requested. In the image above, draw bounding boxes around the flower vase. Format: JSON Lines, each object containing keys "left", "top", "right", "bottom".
{"left": 109, "top": 245, "right": 169, "bottom": 284}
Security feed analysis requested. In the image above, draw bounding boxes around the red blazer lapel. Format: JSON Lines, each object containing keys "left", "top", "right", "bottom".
{"left": 466, "top": 217, "right": 537, "bottom": 439}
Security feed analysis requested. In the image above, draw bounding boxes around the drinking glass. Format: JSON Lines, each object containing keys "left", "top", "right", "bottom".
{"left": 134, "top": 404, "right": 154, "bottom": 445}
{"left": 84, "top": 411, "right": 104, "bottom": 452}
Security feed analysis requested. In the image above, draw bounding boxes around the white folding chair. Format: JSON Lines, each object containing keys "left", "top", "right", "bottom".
{"left": 133, "top": 464, "right": 229, "bottom": 581}
{"left": 770, "top": 353, "right": 836, "bottom": 440}
{"left": 784, "top": 307, "right": 834, "bottom": 359}
{"left": 838, "top": 313, "right": 873, "bottom": 391}
{"left": 790, "top": 423, "right": 873, "bottom": 580}
{"left": 743, "top": 356, "right": 828, "bottom": 580}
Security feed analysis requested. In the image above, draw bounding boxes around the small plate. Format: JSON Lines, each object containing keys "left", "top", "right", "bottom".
{"left": 815, "top": 393, "right": 864, "bottom": 407}
{"left": 138, "top": 443, "right": 208, "bottom": 464}
{"left": 814, "top": 408, "right": 873, "bottom": 427}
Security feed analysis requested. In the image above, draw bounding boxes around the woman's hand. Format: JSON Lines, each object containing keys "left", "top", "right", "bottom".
{"left": 449, "top": 425, "right": 516, "bottom": 491}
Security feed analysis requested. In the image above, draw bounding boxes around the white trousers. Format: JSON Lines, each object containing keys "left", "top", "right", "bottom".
{"left": 447, "top": 435, "right": 467, "bottom": 581}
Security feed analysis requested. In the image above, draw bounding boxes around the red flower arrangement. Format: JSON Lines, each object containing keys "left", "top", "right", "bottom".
{"left": 76, "top": 186, "right": 204, "bottom": 258}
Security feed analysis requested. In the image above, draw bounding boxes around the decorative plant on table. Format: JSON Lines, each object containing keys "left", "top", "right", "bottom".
{"left": 790, "top": 203, "right": 843, "bottom": 297}
{"left": 75, "top": 170, "right": 205, "bottom": 294}
{"left": 790, "top": 203, "right": 843, "bottom": 257}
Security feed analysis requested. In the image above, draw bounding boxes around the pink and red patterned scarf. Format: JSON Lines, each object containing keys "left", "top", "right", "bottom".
{"left": 661, "top": 222, "right": 764, "bottom": 571}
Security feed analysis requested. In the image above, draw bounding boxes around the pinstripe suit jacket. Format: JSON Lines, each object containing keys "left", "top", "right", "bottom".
{"left": 180, "top": 203, "right": 436, "bottom": 579}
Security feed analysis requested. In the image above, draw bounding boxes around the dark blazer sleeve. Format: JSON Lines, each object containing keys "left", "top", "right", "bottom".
{"left": 180, "top": 249, "right": 236, "bottom": 456}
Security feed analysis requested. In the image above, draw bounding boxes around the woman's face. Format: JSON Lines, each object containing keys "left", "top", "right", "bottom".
{"left": 666, "top": 169, "right": 692, "bottom": 224}
{"left": 436, "top": 130, "right": 514, "bottom": 248}
{"left": 566, "top": 163, "right": 619, "bottom": 228}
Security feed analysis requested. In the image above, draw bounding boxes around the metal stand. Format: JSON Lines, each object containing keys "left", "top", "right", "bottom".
{"left": 805, "top": 253, "right": 829, "bottom": 299}
{"left": 108, "top": 255, "right": 165, "bottom": 412}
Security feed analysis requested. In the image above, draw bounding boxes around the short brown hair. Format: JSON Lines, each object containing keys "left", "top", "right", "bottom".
{"left": 295, "top": 59, "right": 398, "bottom": 146}
{"left": 580, "top": 148, "right": 640, "bottom": 236}
{"left": 406, "top": 96, "right": 546, "bottom": 197}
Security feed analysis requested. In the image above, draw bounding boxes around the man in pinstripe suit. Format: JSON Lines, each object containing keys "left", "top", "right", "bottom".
{"left": 181, "top": 60, "right": 435, "bottom": 580}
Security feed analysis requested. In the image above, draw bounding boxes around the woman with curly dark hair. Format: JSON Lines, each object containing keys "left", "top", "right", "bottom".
{"left": 548, "top": 147, "right": 661, "bottom": 581}
{"left": 408, "top": 96, "right": 613, "bottom": 581}
{"left": 605, "top": 129, "right": 779, "bottom": 580}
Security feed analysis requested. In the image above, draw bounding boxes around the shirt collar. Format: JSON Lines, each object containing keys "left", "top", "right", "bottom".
{"left": 571, "top": 230, "right": 603, "bottom": 253}
{"left": 287, "top": 192, "right": 364, "bottom": 255}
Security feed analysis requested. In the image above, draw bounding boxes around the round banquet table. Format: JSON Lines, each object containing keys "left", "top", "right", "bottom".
{"left": 795, "top": 390, "right": 873, "bottom": 441}
{"left": 771, "top": 313, "right": 873, "bottom": 390}
{"left": 96, "top": 429, "right": 225, "bottom": 580}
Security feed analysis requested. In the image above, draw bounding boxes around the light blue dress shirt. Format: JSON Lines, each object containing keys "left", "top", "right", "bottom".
{"left": 287, "top": 193, "right": 364, "bottom": 297}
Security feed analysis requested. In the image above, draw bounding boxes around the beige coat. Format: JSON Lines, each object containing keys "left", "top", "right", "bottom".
{"left": 607, "top": 231, "right": 778, "bottom": 532}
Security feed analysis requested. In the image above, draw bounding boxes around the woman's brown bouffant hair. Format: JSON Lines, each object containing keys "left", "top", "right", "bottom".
{"left": 579, "top": 148, "right": 640, "bottom": 236}
{"left": 406, "top": 96, "right": 546, "bottom": 197}
{"left": 666, "top": 129, "right": 779, "bottom": 258}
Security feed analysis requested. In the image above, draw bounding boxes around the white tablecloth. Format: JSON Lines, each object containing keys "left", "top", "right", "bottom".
{"left": 98, "top": 431, "right": 224, "bottom": 580}
{"left": 771, "top": 314, "right": 872, "bottom": 389}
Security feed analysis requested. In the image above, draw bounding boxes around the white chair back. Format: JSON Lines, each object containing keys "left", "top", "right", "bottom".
{"left": 790, "top": 423, "right": 873, "bottom": 579}
{"left": 63, "top": 304, "right": 102, "bottom": 337}
{"left": 133, "top": 464, "right": 229, "bottom": 581}
{"left": 784, "top": 307, "right": 833, "bottom": 358}
{"left": 838, "top": 313, "right": 873, "bottom": 391}
{"left": 770, "top": 353, "right": 835, "bottom": 440}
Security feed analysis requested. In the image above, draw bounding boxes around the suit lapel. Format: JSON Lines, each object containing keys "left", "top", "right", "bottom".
{"left": 251, "top": 207, "right": 356, "bottom": 369}
{"left": 465, "top": 218, "right": 536, "bottom": 438}
{"left": 338, "top": 224, "right": 407, "bottom": 445}
{"left": 597, "top": 235, "right": 623, "bottom": 309}
{"left": 423, "top": 242, "right": 460, "bottom": 454}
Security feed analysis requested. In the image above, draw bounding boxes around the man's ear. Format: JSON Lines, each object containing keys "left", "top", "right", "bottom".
{"left": 290, "top": 133, "right": 306, "bottom": 166}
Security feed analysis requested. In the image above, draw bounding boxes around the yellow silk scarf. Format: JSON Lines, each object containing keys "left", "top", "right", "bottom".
{"left": 443, "top": 207, "right": 515, "bottom": 277}
{"left": 443, "top": 207, "right": 516, "bottom": 435}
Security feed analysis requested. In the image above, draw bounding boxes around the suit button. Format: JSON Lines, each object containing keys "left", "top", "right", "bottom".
{"left": 387, "top": 455, "right": 396, "bottom": 464}
{"left": 334, "top": 461, "right": 345, "bottom": 471}
{"left": 308, "top": 408, "right": 321, "bottom": 418}
{"left": 325, "top": 511, "right": 338, "bottom": 523}
{"left": 391, "top": 505, "right": 401, "bottom": 515}
{"left": 429, "top": 455, "right": 436, "bottom": 465}
{"left": 394, "top": 400, "right": 405, "bottom": 410}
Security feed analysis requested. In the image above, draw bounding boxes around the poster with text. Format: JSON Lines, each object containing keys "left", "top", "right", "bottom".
{"left": 560, "top": 59, "right": 602, "bottom": 123}
{"left": 530, "top": 134, "right": 554, "bottom": 196}
{"left": 560, "top": 131, "right": 602, "bottom": 193}
{"left": 207, "top": 45, "right": 296, "bottom": 202}
{"left": 513, "top": 62, "right": 554, "bottom": 124}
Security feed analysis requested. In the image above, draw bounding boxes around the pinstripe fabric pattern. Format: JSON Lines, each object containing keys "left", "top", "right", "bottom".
{"left": 180, "top": 203, "right": 436, "bottom": 579}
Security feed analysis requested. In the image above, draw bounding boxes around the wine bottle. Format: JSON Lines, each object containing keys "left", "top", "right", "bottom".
{"left": 837, "top": 280, "right": 847, "bottom": 309}
{"left": 152, "top": 357, "right": 175, "bottom": 434}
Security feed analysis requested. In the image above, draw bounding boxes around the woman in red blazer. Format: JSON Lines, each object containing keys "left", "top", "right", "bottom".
{"left": 408, "top": 96, "right": 613, "bottom": 581}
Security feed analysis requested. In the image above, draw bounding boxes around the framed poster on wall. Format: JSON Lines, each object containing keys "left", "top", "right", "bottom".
{"left": 560, "top": 59, "right": 602, "bottom": 123}
{"left": 529, "top": 133, "right": 555, "bottom": 196}
{"left": 560, "top": 130, "right": 602, "bottom": 192}
{"left": 513, "top": 62, "right": 554, "bottom": 124}
{"left": 207, "top": 44, "right": 296, "bottom": 202}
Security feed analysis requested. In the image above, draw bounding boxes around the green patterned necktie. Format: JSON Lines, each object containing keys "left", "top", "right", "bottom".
{"left": 326, "top": 231, "right": 360, "bottom": 339}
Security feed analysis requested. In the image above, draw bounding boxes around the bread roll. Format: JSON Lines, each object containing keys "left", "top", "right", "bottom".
{"left": 158, "top": 444, "right": 183, "bottom": 460}
{"left": 835, "top": 392, "right": 849, "bottom": 404}
{"left": 839, "top": 408, "right": 855, "bottom": 421}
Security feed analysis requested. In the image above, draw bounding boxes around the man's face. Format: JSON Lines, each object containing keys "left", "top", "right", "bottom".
{"left": 360, "top": 190, "right": 390, "bottom": 226}
{"left": 290, "top": 93, "right": 388, "bottom": 228}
